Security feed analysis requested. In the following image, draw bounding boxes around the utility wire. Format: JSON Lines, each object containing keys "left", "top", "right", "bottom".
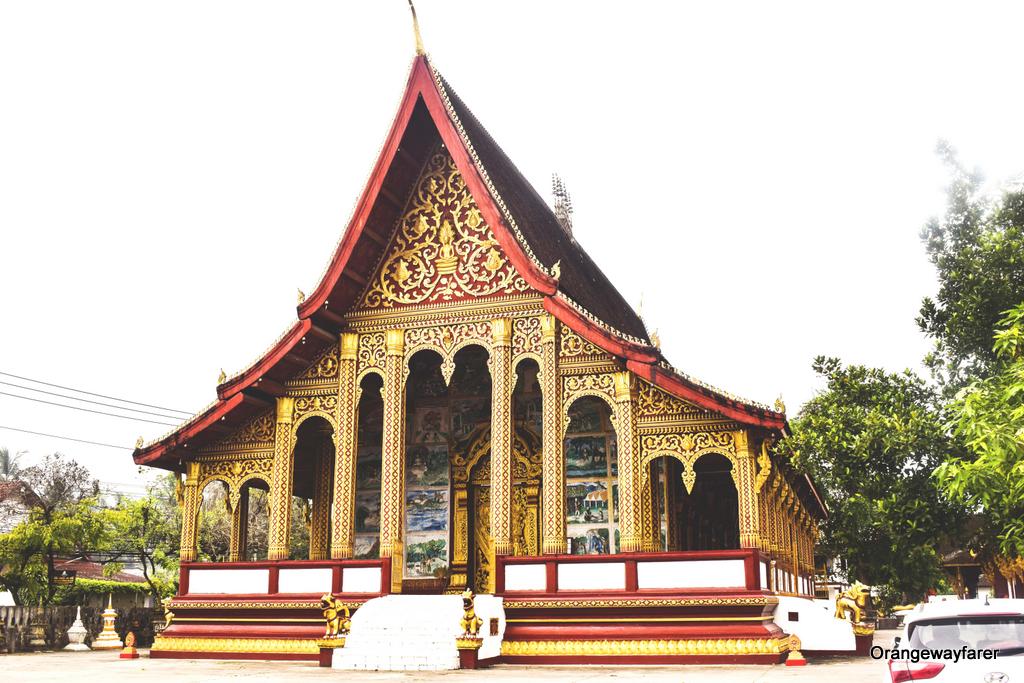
{"left": 0, "top": 379, "right": 186, "bottom": 420}
{"left": 0, "top": 391, "right": 176, "bottom": 426}
{"left": 0, "top": 425, "right": 133, "bottom": 450}
{"left": 0, "top": 370, "right": 192, "bottom": 415}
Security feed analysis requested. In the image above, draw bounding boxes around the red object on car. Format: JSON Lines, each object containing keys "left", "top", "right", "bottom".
{"left": 887, "top": 660, "right": 945, "bottom": 682}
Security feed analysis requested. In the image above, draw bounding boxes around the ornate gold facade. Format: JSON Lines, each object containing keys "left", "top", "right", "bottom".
{"left": 171, "top": 146, "right": 818, "bottom": 595}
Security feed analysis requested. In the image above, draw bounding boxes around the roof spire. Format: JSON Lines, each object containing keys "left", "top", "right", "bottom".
{"left": 406, "top": 0, "right": 426, "bottom": 56}
{"left": 552, "top": 173, "right": 573, "bottom": 236}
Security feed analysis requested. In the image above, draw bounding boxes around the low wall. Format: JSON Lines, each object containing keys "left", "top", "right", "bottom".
{"left": 152, "top": 558, "right": 391, "bottom": 661}
{"left": 495, "top": 550, "right": 787, "bottom": 664}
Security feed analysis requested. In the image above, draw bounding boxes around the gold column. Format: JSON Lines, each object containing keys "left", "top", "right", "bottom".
{"left": 268, "top": 397, "right": 295, "bottom": 561}
{"left": 614, "top": 371, "right": 642, "bottom": 553}
{"left": 228, "top": 486, "right": 249, "bottom": 562}
{"left": 379, "top": 329, "right": 406, "bottom": 591}
{"left": 309, "top": 437, "right": 333, "bottom": 560}
{"left": 639, "top": 467, "right": 659, "bottom": 552}
{"left": 539, "top": 315, "right": 566, "bottom": 555}
{"left": 490, "top": 318, "right": 514, "bottom": 557}
{"left": 331, "top": 332, "right": 360, "bottom": 559}
{"left": 733, "top": 430, "right": 762, "bottom": 549}
{"left": 178, "top": 462, "right": 201, "bottom": 563}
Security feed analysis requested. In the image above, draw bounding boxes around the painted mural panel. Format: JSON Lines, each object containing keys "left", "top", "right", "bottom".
{"left": 406, "top": 488, "right": 449, "bottom": 532}
{"left": 564, "top": 396, "right": 619, "bottom": 554}
{"left": 405, "top": 532, "right": 448, "bottom": 578}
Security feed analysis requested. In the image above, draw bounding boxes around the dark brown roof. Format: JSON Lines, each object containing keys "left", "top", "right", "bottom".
{"left": 0, "top": 480, "right": 40, "bottom": 508}
{"left": 437, "top": 74, "right": 652, "bottom": 344}
{"left": 54, "top": 558, "right": 148, "bottom": 584}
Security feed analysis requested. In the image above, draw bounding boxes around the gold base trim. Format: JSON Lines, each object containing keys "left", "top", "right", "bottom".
{"left": 315, "top": 637, "right": 346, "bottom": 649}
{"left": 852, "top": 623, "right": 876, "bottom": 636}
{"left": 151, "top": 635, "right": 319, "bottom": 655}
{"left": 503, "top": 597, "right": 778, "bottom": 609}
{"left": 501, "top": 638, "right": 786, "bottom": 657}
{"left": 506, "top": 616, "right": 774, "bottom": 623}
{"left": 168, "top": 601, "right": 321, "bottom": 610}
{"left": 456, "top": 636, "right": 483, "bottom": 650}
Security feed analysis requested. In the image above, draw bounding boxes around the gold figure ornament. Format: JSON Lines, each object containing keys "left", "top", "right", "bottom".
{"left": 162, "top": 597, "right": 175, "bottom": 629}
{"left": 460, "top": 589, "right": 483, "bottom": 636}
{"left": 320, "top": 594, "right": 351, "bottom": 639}
{"left": 835, "top": 581, "right": 871, "bottom": 623}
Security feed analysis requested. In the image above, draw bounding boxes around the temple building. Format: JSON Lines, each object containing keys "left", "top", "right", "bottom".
{"left": 134, "top": 46, "right": 833, "bottom": 666}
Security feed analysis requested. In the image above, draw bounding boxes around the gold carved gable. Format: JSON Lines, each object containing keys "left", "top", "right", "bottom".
{"left": 201, "top": 410, "right": 275, "bottom": 454}
{"left": 359, "top": 148, "right": 532, "bottom": 310}
{"left": 637, "top": 381, "right": 704, "bottom": 419}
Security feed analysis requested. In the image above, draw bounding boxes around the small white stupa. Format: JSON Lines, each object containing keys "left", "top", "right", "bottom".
{"left": 64, "top": 606, "right": 90, "bottom": 651}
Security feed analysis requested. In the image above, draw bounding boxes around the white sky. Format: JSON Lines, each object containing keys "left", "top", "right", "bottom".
{"left": 2, "top": 1, "right": 1023, "bottom": 489}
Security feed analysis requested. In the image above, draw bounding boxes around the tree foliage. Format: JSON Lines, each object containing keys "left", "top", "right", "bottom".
{"left": 780, "top": 357, "right": 966, "bottom": 608}
{"left": 0, "top": 454, "right": 105, "bottom": 604}
{"left": 102, "top": 474, "right": 181, "bottom": 600}
{"left": 935, "top": 303, "right": 1024, "bottom": 558}
{"left": 919, "top": 141, "right": 1024, "bottom": 390}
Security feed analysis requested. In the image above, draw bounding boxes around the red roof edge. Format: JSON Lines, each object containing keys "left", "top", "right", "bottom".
{"left": 297, "top": 55, "right": 557, "bottom": 322}
{"left": 132, "top": 392, "right": 246, "bottom": 466}
{"left": 544, "top": 297, "right": 659, "bottom": 363}
{"left": 216, "top": 319, "right": 312, "bottom": 400}
{"left": 626, "top": 359, "right": 788, "bottom": 431}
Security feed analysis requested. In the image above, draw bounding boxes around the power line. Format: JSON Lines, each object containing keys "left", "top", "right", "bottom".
{"left": 0, "top": 390, "right": 177, "bottom": 426}
{"left": 0, "top": 380, "right": 185, "bottom": 420}
{"left": 0, "top": 370, "right": 192, "bottom": 415}
{"left": 0, "top": 425, "right": 133, "bottom": 450}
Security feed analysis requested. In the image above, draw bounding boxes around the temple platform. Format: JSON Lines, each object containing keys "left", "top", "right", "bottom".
{"left": 148, "top": 549, "right": 872, "bottom": 665}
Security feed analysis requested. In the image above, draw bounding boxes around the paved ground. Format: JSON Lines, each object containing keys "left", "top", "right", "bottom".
{"left": 0, "top": 631, "right": 896, "bottom": 682}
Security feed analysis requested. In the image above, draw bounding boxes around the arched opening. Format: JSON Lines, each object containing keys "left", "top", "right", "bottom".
{"left": 649, "top": 452, "right": 738, "bottom": 551}
{"left": 197, "top": 480, "right": 231, "bottom": 561}
{"left": 354, "top": 373, "right": 384, "bottom": 559}
{"left": 403, "top": 349, "right": 455, "bottom": 591}
{"left": 564, "top": 396, "right": 619, "bottom": 555}
{"left": 241, "top": 479, "right": 269, "bottom": 561}
{"left": 510, "top": 358, "right": 542, "bottom": 556}
{"left": 290, "top": 416, "right": 335, "bottom": 560}
{"left": 449, "top": 345, "right": 493, "bottom": 592}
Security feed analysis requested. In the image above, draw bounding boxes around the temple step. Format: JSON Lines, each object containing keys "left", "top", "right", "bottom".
{"left": 333, "top": 594, "right": 504, "bottom": 671}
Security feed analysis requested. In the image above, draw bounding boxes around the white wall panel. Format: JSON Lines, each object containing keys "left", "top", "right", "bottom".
{"left": 188, "top": 568, "right": 268, "bottom": 594}
{"left": 342, "top": 566, "right": 382, "bottom": 593}
{"left": 504, "top": 563, "right": 546, "bottom": 591}
{"left": 278, "top": 567, "right": 333, "bottom": 594}
{"left": 557, "top": 562, "right": 625, "bottom": 590}
{"left": 636, "top": 559, "right": 745, "bottom": 589}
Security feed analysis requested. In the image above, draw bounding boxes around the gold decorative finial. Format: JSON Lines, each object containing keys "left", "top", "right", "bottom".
{"left": 297, "top": 288, "right": 306, "bottom": 304}
{"left": 551, "top": 260, "right": 561, "bottom": 280}
{"left": 217, "top": 368, "right": 227, "bottom": 384}
{"left": 134, "top": 436, "right": 144, "bottom": 449}
{"left": 650, "top": 330, "right": 661, "bottom": 350}
{"left": 407, "top": 0, "right": 425, "bottom": 56}
{"left": 774, "top": 394, "right": 786, "bottom": 413}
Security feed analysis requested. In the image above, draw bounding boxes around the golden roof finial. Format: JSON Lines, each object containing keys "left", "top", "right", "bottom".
{"left": 135, "top": 436, "right": 144, "bottom": 449}
{"left": 407, "top": 0, "right": 426, "bottom": 56}
{"left": 774, "top": 394, "right": 786, "bottom": 414}
{"left": 217, "top": 368, "right": 227, "bottom": 384}
{"left": 297, "top": 288, "right": 306, "bottom": 304}
{"left": 551, "top": 260, "right": 561, "bottom": 279}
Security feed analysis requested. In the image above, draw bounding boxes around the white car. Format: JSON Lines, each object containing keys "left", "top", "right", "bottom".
{"left": 885, "top": 598, "right": 1024, "bottom": 682}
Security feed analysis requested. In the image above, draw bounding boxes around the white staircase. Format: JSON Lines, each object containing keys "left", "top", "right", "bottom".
{"left": 332, "top": 594, "right": 505, "bottom": 671}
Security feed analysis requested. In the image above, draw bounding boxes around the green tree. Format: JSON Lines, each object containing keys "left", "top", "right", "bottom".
{"left": 919, "top": 141, "right": 1024, "bottom": 390}
{"left": 935, "top": 303, "right": 1024, "bottom": 558}
{"left": 102, "top": 475, "right": 181, "bottom": 600}
{"left": 780, "top": 357, "right": 966, "bottom": 608}
{"left": 15, "top": 454, "right": 104, "bottom": 604}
